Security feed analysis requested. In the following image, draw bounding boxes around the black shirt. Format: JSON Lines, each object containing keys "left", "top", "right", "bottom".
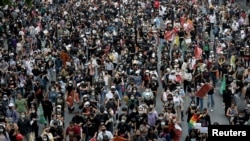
{"left": 42, "top": 100, "right": 53, "bottom": 114}
{"left": 49, "top": 127, "right": 63, "bottom": 141}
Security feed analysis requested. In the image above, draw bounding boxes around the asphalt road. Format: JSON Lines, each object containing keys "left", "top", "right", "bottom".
{"left": 39, "top": 0, "right": 249, "bottom": 141}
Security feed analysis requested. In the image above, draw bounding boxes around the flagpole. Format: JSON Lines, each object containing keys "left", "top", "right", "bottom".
{"left": 135, "top": 0, "right": 138, "bottom": 45}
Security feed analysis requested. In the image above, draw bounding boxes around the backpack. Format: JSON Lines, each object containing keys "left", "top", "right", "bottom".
{"left": 159, "top": 133, "right": 171, "bottom": 141}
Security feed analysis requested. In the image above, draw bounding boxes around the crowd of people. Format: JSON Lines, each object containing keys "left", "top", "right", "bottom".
{"left": 0, "top": 0, "right": 250, "bottom": 141}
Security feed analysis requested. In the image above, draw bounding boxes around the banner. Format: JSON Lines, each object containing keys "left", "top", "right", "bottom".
{"left": 195, "top": 84, "right": 212, "bottom": 98}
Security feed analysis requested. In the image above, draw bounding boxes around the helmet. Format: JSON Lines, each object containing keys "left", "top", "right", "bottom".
{"left": 143, "top": 91, "right": 153, "bottom": 100}
{"left": 84, "top": 101, "right": 90, "bottom": 107}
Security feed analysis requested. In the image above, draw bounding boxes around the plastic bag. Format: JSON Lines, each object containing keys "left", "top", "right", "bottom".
{"left": 38, "top": 104, "right": 47, "bottom": 124}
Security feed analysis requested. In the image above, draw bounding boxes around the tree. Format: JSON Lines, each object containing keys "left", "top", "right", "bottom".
{"left": 0, "top": 0, "right": 33, "bottom": 7}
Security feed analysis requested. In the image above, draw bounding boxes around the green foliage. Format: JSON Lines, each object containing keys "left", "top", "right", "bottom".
{"left": 0, "top": 0, "right": 33, "bottom": 8}
{"left": 1, "top": 0, "right": 13, "bottom": 6}
{"left": 25, "top": 0, "right": 33, "bottom": 7}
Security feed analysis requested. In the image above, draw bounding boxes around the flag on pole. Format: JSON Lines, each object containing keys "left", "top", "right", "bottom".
{"left": 189, "top": 114, "right": 201, "bottom": 129}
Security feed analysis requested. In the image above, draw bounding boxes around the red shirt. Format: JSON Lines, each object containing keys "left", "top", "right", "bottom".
{"left": 66, "top": 125, "right": 81, "bottom": 141}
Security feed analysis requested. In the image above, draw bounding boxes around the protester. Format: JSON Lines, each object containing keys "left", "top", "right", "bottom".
{"left": 0, "top": 0, "right": 250, "bottom": 141}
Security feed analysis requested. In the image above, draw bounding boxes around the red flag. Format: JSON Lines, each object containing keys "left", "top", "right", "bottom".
{"left": 154, "top": 0, "right": 160, "bottom": 9}
{"left": 89, "top": 137, "right": 97, "bottom": 141}
{"left": 164, "top": 30, "right": 174, "bottom": 41}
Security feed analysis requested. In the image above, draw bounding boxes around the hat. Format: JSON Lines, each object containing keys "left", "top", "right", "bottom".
{"left": 9, "top": 103, "right": 14, "bottom": 107}
{"left": 16, "top": 133, "right": 24, "bottom": 141}
{"left": 171, "top": 70, "right": 176, "bottom": 74}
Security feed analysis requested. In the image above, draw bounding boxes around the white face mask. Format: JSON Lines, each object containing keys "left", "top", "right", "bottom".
{"left": 21, "top": 115, "right": 25, "bottom": 118}
{"left": 121, "top": 119, "right": 125, "bottom": 123}
{"left": 158, "top": 117, "right": 163, "bottom": 120}
{"left": 139, "top": 111, "right": 143, "bottom": 114}
{"left": 172, "top": 119, "right": 176, "bottom": 123}
{"left": 131, "top": 96, "right": 134, "bottom": 100}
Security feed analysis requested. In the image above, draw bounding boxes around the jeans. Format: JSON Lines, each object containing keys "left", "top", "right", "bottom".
{"left": 116, "top": 85, "right": 122, "bottom": 98}
{"left": 207, "top": 94, "right": 215, "bottom": 109}
{"left": 196, "top": 97, "right": 204, "bottom": 111}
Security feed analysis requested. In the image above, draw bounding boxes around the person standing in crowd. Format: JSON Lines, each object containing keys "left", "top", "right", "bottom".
{"left": 41, "top": 96, "right": 53, "bottom": 125}
{"left": 96, "top": 124, "right": 113, "bottom": 141}
{"left": 34, "top": 80, "right": 44, "bottom": 106}
{"left": 0, "top": 0, "right": 250, "bottom": 141}
{"left": 15, "top": 94, "right": 27, "bottom": 114}
{"left": 6, "top": 103, "right": 19, "bottom": 123}
{"left": 207, "top": 80, "right": 215, "bottom": 111}
{"left": 17, "top": 112, "right": 31, "bottom": 141}
{"left": 65, "top": 121, "right": 81, "bottom": 141}
{"left": 226, "top": 103, "right": 238, "bottom": 125}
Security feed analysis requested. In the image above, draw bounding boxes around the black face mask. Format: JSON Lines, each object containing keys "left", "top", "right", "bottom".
{"left": 167, "top": 98, "right": 173, "bottom": 101}
{"left": 102, "top": 129, "right": 105, "bottom": 132}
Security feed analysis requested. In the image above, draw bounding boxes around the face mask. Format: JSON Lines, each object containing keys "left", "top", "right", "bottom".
{"left": 133, "top": 110, "right": 136, "bottom": 113}
{"left": 121, "top": 119, "right": 125, "bottom": 123}
{"left": 133, "top": 90, "right": 136, "bottom": 93}
{"left": 31, "top": 110, "right": 36, "bottom": 113}
{"left": 102, "top": 129, "right": 105, "bottom": 132}
{"left": 0, "top": 129, "right": 4, "bottom": 132}
{"left": 138, "top": 111, "right": 143, "bottom": 114}
{"left": 131, "top": 96, "right": 134, "bottom": 100}
{"left": 21, "top": 115, "right": 25, "bottom": 118}
{"left": 175, "top": 94, "right": 178, "bottom": 97}
{"left": 161, "top": 122, "right": 165, "bottom": 126}
{"left": 158, "top": 117, "right": 163, "bottom": 120}
{"left": 172, "top": 119, "right": 176, "bottom": 122}
{"left": 3, "top": 98, "right": 7, "bottom": 101}
{"left": 191, "top": 104, "right": 195, "bottom": 107}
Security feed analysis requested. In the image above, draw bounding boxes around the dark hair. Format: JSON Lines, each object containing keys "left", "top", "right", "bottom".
{"left": 213, "top": 122, "right": 219, "bottom": 125}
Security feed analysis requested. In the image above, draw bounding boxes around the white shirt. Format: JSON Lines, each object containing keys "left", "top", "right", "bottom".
{"left": 209, "top": 15, "right": 216, "bottom": 23}
{"left": 173, "top": 95, "right": 183, "bottom": 107}
{"left": 97, "top": 130, "right": 113, "bottom": 141}
{"left": 168, "top": 74, "right": 176, "bottom": 81}
{"left": 159, "top": 6, "right": 166, "bottom": 16}
{"left": 103, "top": 75, "right": 109, "bottom": 86}
{"left": 112, "top": 52, "right": 119, "bottom": 64}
